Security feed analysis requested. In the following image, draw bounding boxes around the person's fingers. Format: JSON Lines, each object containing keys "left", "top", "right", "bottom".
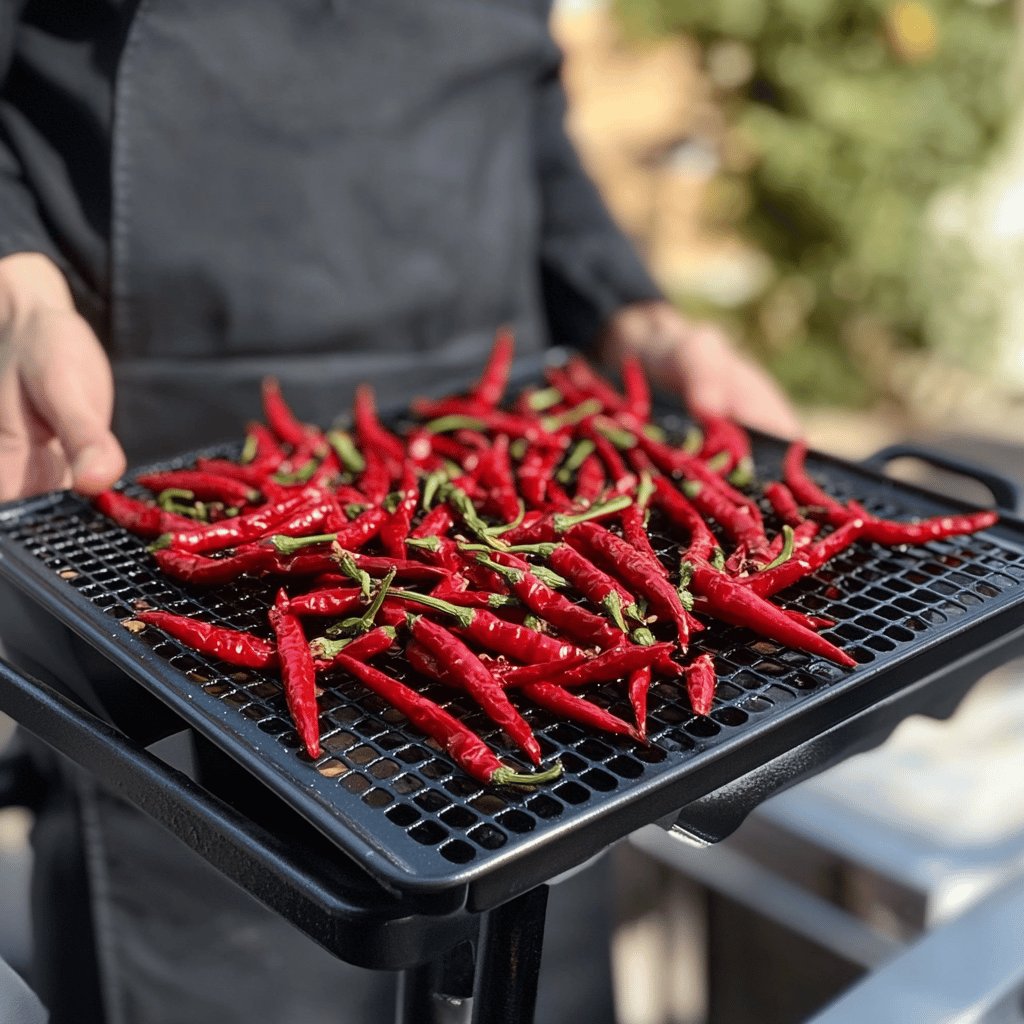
{"left": 0, "top": 372, "right": 69, "bottom": 499}
{"left": 672, "top": 333, "right": 801, "bottom": 437}
{"left": 18, "top": 309, "right": 126, "bottom": 494}
{"left": 0, "top": 370, "right": 34, "bottom": 500}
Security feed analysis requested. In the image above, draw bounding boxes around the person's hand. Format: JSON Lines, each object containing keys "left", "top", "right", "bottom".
{"left": 0, "top": 252, "right": 125, "bottom": 500}
{"left": 599, "top": 299, "right": 801, "bottom": 438}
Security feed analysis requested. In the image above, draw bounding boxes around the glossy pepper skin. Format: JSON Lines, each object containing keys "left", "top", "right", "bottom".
{"left": 407, "top": 615, "right": 543, "bottom": 765}
{"left": 568, "top": 522, "right": 692, "bottom": 649}
{"left": 684, "top": 653, "right": 716, "bottom": 716}
{"left": 136, "top": 470, "right": 259, "bottom": 507}
{"left": 408, "top": 641, "right": 638, "bottom": 741}
{"left": 495, "top": 642, "right": 674, "bottom": 690}
{"left": 783, "top": 441, "right": 999, "bottom": 543}
{"left": 334, "top": 653, "right": 559, "bottom": 787}
{"left": 687, "top": 561, "right": 856, "bottom": 667}
{"left": 483, "top": 552, "right": 624, "bottom": 650}
{"left": 94, "top": 491, "right": 195, "bottom": 538}
{"left": 544, "top": 543, "right": 639, "bottom": 628}
{"left": 137, "top": 610, "right": 277, "bottom": 669}
{"left": 268, "top": 588, "right": 322, "bottom": 758}
{"left": 262, "top": 377, "right": 314, "bottom": 448}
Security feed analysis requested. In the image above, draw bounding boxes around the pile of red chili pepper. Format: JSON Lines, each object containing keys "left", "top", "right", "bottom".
{"left": 96, "top": 330, "right": 999, "bottom": 788}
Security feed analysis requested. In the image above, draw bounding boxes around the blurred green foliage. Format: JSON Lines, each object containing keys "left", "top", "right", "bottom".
{"left": 615, "top": 0, "right": 1017, "bottom": 405}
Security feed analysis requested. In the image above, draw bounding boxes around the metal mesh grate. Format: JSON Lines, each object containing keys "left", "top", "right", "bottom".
{"left": 2, "top": 434, "right": 1023, "bottom": 894}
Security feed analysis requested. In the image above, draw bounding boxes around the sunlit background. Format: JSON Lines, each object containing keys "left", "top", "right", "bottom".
{"left": 554, "top": 5, "right": 1024, "bottom": 1022}
{"left": 555, "top": 0, "right": 1024, "bottom": 454}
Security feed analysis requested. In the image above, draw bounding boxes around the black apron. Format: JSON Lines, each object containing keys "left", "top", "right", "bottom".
{"left": 108, "top": 0, "right": 556, "bottom": 463}
{"left": 10, "top": 5, "right": 618, "bottom": 1022}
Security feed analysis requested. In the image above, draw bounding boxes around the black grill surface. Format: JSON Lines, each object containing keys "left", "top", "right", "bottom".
{"left": 1, "top": 427, "right": 1022, "bottom": 909}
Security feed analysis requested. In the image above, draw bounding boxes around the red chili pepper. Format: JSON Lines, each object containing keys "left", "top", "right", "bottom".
{"left": 94, "top": 491, "right": 197, "bottom": 538}
{"left": 568, "top": 521, "right": 692, "bottom": 648}
{"left": 287, "top": 588, "right": 366, "bottom": 618}
{"left": 620, "top": 478, "right": 667, "bottom": 579}
{"left": 573, "top": 454, "right": 607, "bottom": 507}
{"left": 652, "top": 477, "right": 719, "bottom": 562}
{"left": 310, "top": 624, "right": 397, "bottom": 670}
{"left": 543, "top": 365, "right": 588, "bottom": 407}
{"left": 860, "top": 509, "right": 998, "bottom": 546}
{"left": 444, "top": 602, "right": 589, "bottom": 664}
{"left": 254, "top": 497, "right": 340, "bottom": 540}
{"left": 782, "top": 441, "right": 850, "bottom": 525}
{"left": 480, "top": 553, "right": 625, "bottom": 650}
{"left": 563, "top": 355, "right": 627, "bottom": 414}
{"left": 136, "top": 470, "right": 258, "bottom": 507}
{"left": 152, "top": 494, "right": 319, "bottom": 553}
{"left": 784, "top": 442, "right": 999, "bottom": 543}
{"left": 136, "top": 610, "right": 277, "bottom": 669}
{"left": 497, "top": 642, "right": 674, "bottom": 690}
{"left": 335, "top": 653, "right": 558, "bottom": 786}
{"left": 475, "top": 435, "right": 521, "bottom": 522}
{"left": 620, "top": 355, "right": 651, "bottom": 422}
{"left": 404, "top": 533, "right": 467, "bottom": 573}
{"left": 743, "top": 518, "right": 865, "bottom": 598}
{"left": 634, "top": 430, "right": 762, "bottom": 522}
{"left": 193, "top": 458, "right": 270, "bottom": 487}
{"left": 268, "top": 588, "right": 322, "bottom": 758}
{"left": 763, "top": 481, "right": 805, "bottom": 527}
{"left": 353, "top": 383, "right": 406, "bottom": 470}
{"left": 411, "top": 505, "right": 454, "bottom": 540}
{"left": 581, "top": 423, "right": 636, "bottom": 496}
{"left": 684, "top": 653, "right": 716, "bottom": 716}
{"left": 473, "top": 326, "right": 515, "bottom": 409}
{"left": 334, "top": 549, "right": 449, "bottom": 584}
{"left": 686, "top": 561, "right": 855, "bottom": 666}
{"left": 543, "top": 480, "right": 574, "bottom": 511}
{"left": 517, "top": 445, "right": 564, "bottom": 509}
{"left": 262, "top": 377, "right": 314, "bottom": 449}
{"left": 242, "top": 421, "right": 288, "bottom": 475}
{"left": 379, "top": 463, "right": 420, "bottom": 559}
{"left": 544, "top": 543, "right": 640, "bottom": 630}
{"left": 358, "top": 447, "right": 392, "bottom": 505}
{"left": 501, "top": 495, "right": 633, "bottom": 546}
{"left": 408, "top": 616, "right": 542, "bottom": 764}
{"left": 691, "top": 405, "right": 752, "bottom": 480}
{"left": 152, "top": 547, "right": 271, "bottom": 585}
{"left": 683, "top": 479, "right": 767, "bottom": 554}
{"left": 628, "top": 665, "right": 652, "bottom": 740}
{"left": 388, "top": 590, "right": 586, "bottom": 664}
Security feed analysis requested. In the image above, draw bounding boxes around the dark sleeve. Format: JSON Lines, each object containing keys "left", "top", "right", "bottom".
{"left": 534, "top": 28, "right": 663, "bottom": 350}
{"left": 0, "top": 0, "right": 63, "bottom": 265}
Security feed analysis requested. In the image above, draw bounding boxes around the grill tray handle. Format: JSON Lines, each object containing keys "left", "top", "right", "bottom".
{"left": 860, "top": 443, "right": 1022, "bottom": 514}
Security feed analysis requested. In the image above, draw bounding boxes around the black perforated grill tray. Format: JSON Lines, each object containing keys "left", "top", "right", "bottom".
{"left": 1, "top": 427, "right": 1022, "bottom": 908}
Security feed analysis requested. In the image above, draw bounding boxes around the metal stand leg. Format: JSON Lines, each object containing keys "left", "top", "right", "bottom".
{"left": 396, "top": 941, "right": 476, "bottom": 1024}
{"left": 472, "top": 885, "right": 549, "bottom": 1024}
{"left": 395, "top": 885, "right": 550, "bottom": 1024}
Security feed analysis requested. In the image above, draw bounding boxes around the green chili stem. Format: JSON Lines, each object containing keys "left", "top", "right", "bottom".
{"left": 552, "top": 494, "right": 633, "bottom": 531}
{"left": 492, "top": 761, "right": 563, "bottom": 787}
{"left": 240, "top": 432, "right": 259, "bottom": 464}
{"left": 526, "top": 387, "right": 563, "bottom": 412}
{"left": 393, "top": 591, "right": 475, "bottom": 628}
{"left": 542, "top": 398, "right": 602, "bottom": 431}
{"left": 425, "top": 414, "right": 487, "bottom": 434}
{"left": 483, "top": 501, "right": 526, "bottom": 537}
{"left": 327, "top": 430, "right": 366, "bottom": 473}
{"left": 761, "top": 525, "right": 795, "bottom": 571}
{"left": 556, "top": 439, "right": 596, "bottom": 484}
{"left": 271, "top": 532, "right": 337, "bottom": 555}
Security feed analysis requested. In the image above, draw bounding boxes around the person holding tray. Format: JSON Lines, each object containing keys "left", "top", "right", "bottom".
{"left": 0, "top": 2, "right": 799, "bottom": 1022}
